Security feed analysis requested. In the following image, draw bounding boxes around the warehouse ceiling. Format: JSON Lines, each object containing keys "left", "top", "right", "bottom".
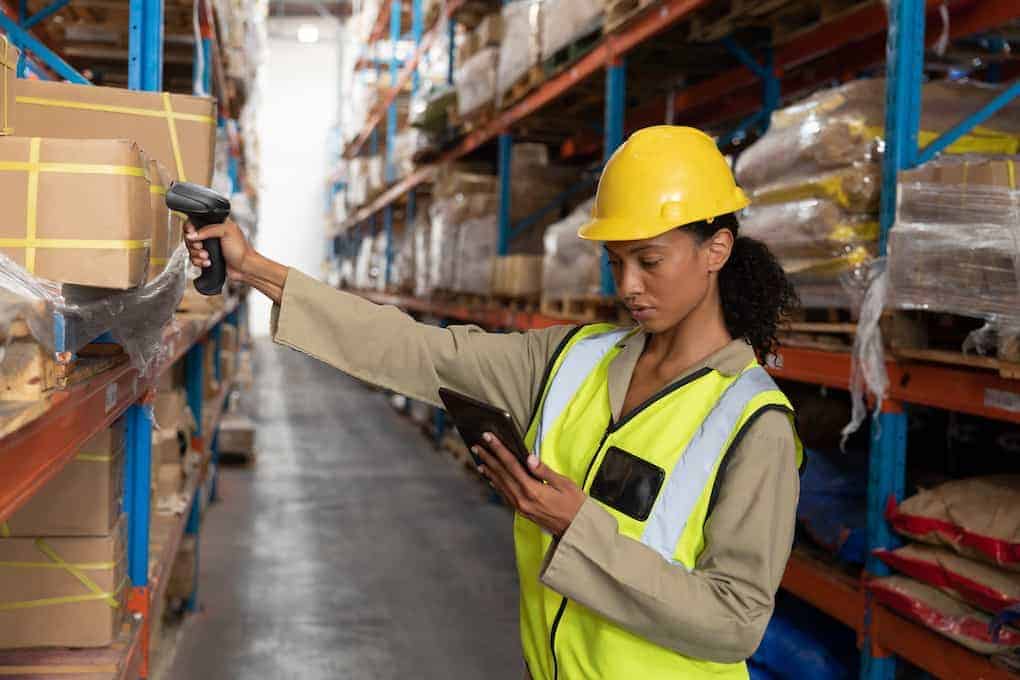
{"left": 269, "top": 0, "right": 350, "bottom": 19}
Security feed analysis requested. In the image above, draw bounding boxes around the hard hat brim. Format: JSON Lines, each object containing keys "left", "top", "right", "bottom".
{"left": 577, "top": 216, "right": 676, "bottom": 242}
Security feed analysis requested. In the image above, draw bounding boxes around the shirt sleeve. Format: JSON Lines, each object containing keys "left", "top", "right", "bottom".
{"left": 270, "top": 268, "right": 575, "bottom": 432}
{"left": 539, "top": 409, "right": 799, "bottom": 663}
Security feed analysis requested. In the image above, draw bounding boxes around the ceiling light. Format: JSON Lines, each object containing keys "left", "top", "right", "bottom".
{"left": 297, "top": 24, "right": 320, "bottom": 44}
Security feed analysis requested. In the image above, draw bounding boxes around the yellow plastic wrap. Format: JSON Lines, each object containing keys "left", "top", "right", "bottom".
{"left": 889, "top": 156, "right": 1019, "bottom": 323}
{"left": 748, "top": 163, "right": 880, "bottom": 212}
{"left": 740, "top": 198, "right": 878, "bottom": 259}
{"left": 736, "top": 79, "right": 1020, "bottom": 192}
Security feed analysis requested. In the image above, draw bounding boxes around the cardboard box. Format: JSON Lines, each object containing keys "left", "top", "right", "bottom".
{"left": 156, "top": 462, "right": 184, "bottom": 498}
{"left": 0, "top": 36, "right": 15, "bottom": 136}
{"left": 157, "top": 360, "right": 186, "bottom": 392}
{"left": 0, "top": 517, "right": 126, "bottom": 648}
{"left": 204, "top": 341, "right": 219, "bottom": 399}
{"left": 220, "top": 324, "right": 238, "bottom": 354}
{"left": 0, "top": 422, "right": 124, "bottom": 536}
{"left": 218, "top": 415, "right": 255, "bottom": 455}
{"left": 12, "top": 79, "right": 216, "bottom": 185}
{"left": 152, "top": 428, "right": 182, "bottom": 465}
{"left": 492, "top": 255, "right": 543, "bottom": 297}
{"left": 147, "top": 159, "right": 184, "bottom": 280}
{"left": 0, "top": 137, "right": 152, "bottom": 288}
{"left": 220, "top": 350, "right": 235, "bottom": 387}
{"left": 476, "top": 13, "right": 503, "bottom": 47}
{"left": 153, "top": 388, "right": 188, "bottom": 431}
{"left": 178, "top": 287, "right": 226, "bottom": 314}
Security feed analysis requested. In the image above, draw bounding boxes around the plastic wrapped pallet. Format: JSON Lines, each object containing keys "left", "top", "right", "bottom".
{"left": 455, "top": 47, "right": 499, "bottom": 117}
{"left": 740, "top": 199, "right": 878, "bottom": 260}
{"left": 392, "top": 128, "right": 430, "bottom": 180}
{"left": 498, "top": 0, "right": 542, "bottom": 101}
{"left": 428, "top": 167, "right": 498, "bottom": 292}
{"left": 455, "top": 215, "right": 499, "bottom": 293}
{"left": 888, "top": 155, "right": 1020, "bottom": 324}
{"left": 492, "top": 255, "right": 543, "bottom": 297}
{"left": 394, "top": 222, "right": 415, "bottom": 294}
{"left": 542, "top": 198, "right": 601, "bottom": 297}
{"left": 509, "top": 143, "right": 582, "bottom": 254}
{"left": 366, "top": 155, "right": 385, "bottom": 195}
{"left": 354, "top": 234, "right": 376, "bottom": 289}
{"left": 541, "top": 0, "right": 603, "bottom": 59}
{"left": 747, "top": 163, "right": 881, "bottom": 212}
{"left": 413, "top": 204, "right": 432, "bottom": 297}
{"left": 736, "top": 79, "right": 1020, "bottom": 192}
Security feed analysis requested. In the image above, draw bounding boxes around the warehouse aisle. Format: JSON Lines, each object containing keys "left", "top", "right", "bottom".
{"left": 167, "top": 338, "right": 522, "bottom": 680}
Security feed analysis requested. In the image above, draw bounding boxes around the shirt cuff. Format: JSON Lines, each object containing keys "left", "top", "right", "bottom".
{"left": 540, "top": 497, "right": 617, "bottom": 594}
{"left": 269, "top": 267, "right": 307, "bottom": 344}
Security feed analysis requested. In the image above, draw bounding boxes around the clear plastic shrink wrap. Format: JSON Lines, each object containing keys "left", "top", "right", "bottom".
{"left": 354, "top": 234, "right": 377, "bottom": 290}
{"left": 392, "top": 129, "right": 430, "bottom": 179}
{"left": 455, "top": 215, "right": 499, "bottom": 293}
{"left": 736, "top": 79, "right": 1020, "bottom": 191}
{"left": 508, "top": 143, "right": 581, "bottom": 254}
{"left": 413, "top": 206, "right": 432, "bottom": 298}
{"left": 888, "top": 156, "right": 1019, "bottom": 323}
{"left": 542, "top": 198, "right": 602, "bottom": 297}
{"left": 541, "top": 0, "right": 602, "bottom": 59}
{"left": 0, "top": 244, "right": 189, "bottom": 377}
{"left": 740, "top": 198, "right": 878, "bottom": 260}
{"left": 455, "top": 48, "right": 499, "bottom": 117}
{"left": 428, "top": 168, "right": 498, "bottom": 292}
{"left": 498, "top": 0, "right": 542, "bottom": 100}
{"left": 393, "top": 222, "right": 415, "bottom": 293}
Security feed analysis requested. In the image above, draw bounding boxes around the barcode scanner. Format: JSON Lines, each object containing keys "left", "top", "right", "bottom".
{"left": 166, "top": 182, "right": 231, "bottom": 296}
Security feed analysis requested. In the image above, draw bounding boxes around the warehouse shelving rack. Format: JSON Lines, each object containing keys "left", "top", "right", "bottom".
{"left": 337, "top": 2, "right": 1020, "bottom": 679}
{"left": 0, "top": 1, "right": 248, "bottom": 677}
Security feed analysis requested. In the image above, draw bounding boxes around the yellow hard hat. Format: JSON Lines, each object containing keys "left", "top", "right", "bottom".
{"left": 578, "top": 125, "right": 750, "bottom": 241}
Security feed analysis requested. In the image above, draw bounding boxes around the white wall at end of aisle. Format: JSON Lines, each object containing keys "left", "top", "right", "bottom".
{"left": 252, "top": 17, "right": 341, "bottom": 337}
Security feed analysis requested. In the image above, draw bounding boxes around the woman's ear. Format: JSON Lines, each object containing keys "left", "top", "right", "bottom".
{"left": 706, "top": 228, "right": 734, "bottom": 273}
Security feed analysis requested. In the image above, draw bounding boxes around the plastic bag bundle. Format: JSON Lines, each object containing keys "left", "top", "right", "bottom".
{"left": 541, "top": 198, "right": 601, "bottom": 298}
{"left": 750, "top": 593, "right": 858, "bottom": 680}
{"left": 455, "top": 48, "right": 499, "bottom": 117}
{"left": 541, "top": 0, "right": 602, "bottom": 59}
{"left": 796, "top": 447, "right": 868, "bottom": 564}
{"left": 869, "top": 576, "right": 1020, "bottom": 657}
{"left": 498, "top": 0, "right": 542, "bottom": 100}
{"left": 888, "top": 155, "right": 1020, "bottom": 324}
{"left": 0, "top": 244, "right": 188, "bottom": 377}
{"left": 875, "top": 544, "right": 1020, "bottom": 615}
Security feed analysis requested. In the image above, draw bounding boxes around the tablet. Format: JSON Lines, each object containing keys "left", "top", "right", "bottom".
{"left": 438, "top": 387, "right": 535, "bottom": 475}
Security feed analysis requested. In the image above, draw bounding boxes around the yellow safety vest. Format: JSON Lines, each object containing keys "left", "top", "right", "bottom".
{"left": 515, "top": 323, "right": 802, "bottom": 680}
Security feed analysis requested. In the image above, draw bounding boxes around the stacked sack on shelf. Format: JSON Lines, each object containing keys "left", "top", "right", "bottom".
{"left": 454, "top": 13, "right": 501, "bottom": 119}
{"left": 0, "top": 422, "right": 127, "bottom": 648}
{"left": 874, "top": 476, "right": 1020, "bottom": 667}
{"left": 888, "top": 155, "right": 1020, "bottom": 331}
{"left": 428, "top": 165, "right": 498, "bottom": 294}
{"left": 736, "top": 78, "right": 1020, "bottom": 309}
{"left": 497, "top": 0, "right": 604, "bottom": 105}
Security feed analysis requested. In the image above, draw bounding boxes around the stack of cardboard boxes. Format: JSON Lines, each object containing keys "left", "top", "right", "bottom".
{"left": 0, "top": 423, "right": 127, "bottom": 648}
{"left": 0, "top": 79, "right": 215, "bottom": 290}
{"left": 152, "top": 364, "right": 195, "bottom": 502}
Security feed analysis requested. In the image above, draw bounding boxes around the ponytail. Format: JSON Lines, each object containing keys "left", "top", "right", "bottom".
{"left": 688, "top": 213, "right": 798, "bottom": 358}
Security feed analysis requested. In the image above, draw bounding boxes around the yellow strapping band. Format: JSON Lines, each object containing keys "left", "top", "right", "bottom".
{"left": 0, "top": 238, "right": 150, "bottom": 250}
{"left": 0, "top": 160, "right": 147, "bottom": 176}
{"left": 0, "top": 560, "right": 116, "bottom": 570}
{"left": 0, "top": 36, "right": 12, "bottom": 135}
{"left": 150, "top": 257, "right": 169, "bottom": 266}
{"left": 14, "top": 95, "right": 216, "bottom": 125}
{"left": 29, "top": 539, "right": 120, "bottom": 609}
{"left": 1008, "top": 159, "right": 1016, "bottom": 190}
{"left": 151, "top": 184, "right": 167, "bottom": 195}
{"left": 0, "top": 523, "right": 8, "bottom": 538}
{"left": 0, "top": 578, "right": 126, "bottom": 612}
{"left": 163, "top": 92, "right": 188, "bottom": 182}
{"left": 75, "top": 453, "right": 113, "bottom": 462}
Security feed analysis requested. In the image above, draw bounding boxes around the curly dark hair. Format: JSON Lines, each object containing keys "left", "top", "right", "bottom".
{"left": 687, "top": 213, "right": 799, "bottom": 358}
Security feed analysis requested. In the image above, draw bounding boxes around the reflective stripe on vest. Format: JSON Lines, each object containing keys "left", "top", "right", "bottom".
{"left": 533, "top": 327, "right": 631, "bottom": 458}
{"left": 640, "top": 366, "right": 780, "bottom": 564}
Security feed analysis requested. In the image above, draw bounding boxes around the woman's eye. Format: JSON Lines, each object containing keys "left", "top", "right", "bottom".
{"left": 640, "top": 259, "right": 661, "bottom": 268}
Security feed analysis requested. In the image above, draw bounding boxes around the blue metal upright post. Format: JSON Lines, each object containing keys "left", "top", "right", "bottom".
{"left": 601, "top": 58, "right": 626, "bottom": 296}
{"left": 384, "top": 205, "right": 395, "bottom": 286}
{"left": 385, "top": 0, "right": 401, "bottom": 183}
{"left": 447, "top": 18, "right": 456, "bottom": 85}
{"left": 123, "top": 406, "right": 152, "bottom": 588}
{"left": 497, "top": 133, "right": 513, "bottom": 256}
{"left": 128, "top": 0, "right": 164, "bottom": 91}
{"left": 183, "top": 342, "right": 205, "bottom": 612}
{"left": 411, "top": 0, "right": 424, "bottom": 92}
{"left": 0, "top": 11, "right": 88, "bottom": 83}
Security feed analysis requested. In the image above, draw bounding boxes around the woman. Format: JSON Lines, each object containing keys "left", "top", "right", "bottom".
{"left": 186, "top": 126, "right": 802, "bottom": 680}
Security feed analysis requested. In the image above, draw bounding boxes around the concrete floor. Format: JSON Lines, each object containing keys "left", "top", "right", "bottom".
{"left": 167, "top": 338, "right": 522, "bottom": 680}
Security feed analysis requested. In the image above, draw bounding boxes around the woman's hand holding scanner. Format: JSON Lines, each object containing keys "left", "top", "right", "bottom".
{"left": 474, "top": 433, "right": 586, "bottom": 537}
{"left": 185, "top": 219, "right": 290, "bottom": 304}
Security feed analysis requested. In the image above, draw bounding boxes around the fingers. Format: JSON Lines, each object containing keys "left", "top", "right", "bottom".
{"left": 526, "top": 455, "right": 561, "bottom": 488}
{"left": 482, "top": 433, "right": 536, "bottom": 491}
{"left": 474, "top": 446, "right": 522, "bottom": 501}
{"left": 189, "top": 224, "right": 228, "bottom": 241}
{"left": 183, "top": 222, "right": 213, "bottom": 268}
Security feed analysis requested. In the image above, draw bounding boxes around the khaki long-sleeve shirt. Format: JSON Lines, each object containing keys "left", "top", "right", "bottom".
{"left": 271, "top": 269, "right": 800, "bottom": 664}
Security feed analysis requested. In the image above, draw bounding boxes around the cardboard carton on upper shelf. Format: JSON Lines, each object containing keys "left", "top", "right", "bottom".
{"left": 12, "top": 79, "right": 217, "bottom": 185}
{"left": 148, "top": 159, "right": 186, "bottom": 281}
{"left": 153, "top": 388, "right": 188, "bottom": 432}
{"left": 0, "top": 422, "right": 124, "bottom": 537}
{"left": 0, "top": 517, "right": 126, "bottom": 649}
{"left": 152, "top": 427, "right": 183, "bottom": 466}
{"left": 0, "top": 137, "right": 153, "bottom": 288}
{"left": 0, "top": 37, "right": 16, "bottom": 136}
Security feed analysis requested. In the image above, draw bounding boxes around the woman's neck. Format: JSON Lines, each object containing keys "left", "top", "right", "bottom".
{"left": 643, "top": 290, "right": 733, "bottom": 377}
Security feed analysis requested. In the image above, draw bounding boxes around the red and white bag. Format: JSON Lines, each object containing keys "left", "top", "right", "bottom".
{"left": 875, "top": 544, "right": 1020, "bottom": 614}
{"left": 886, "top": 476, "right": 1020, "bottom": 570}
{"left": 869, "top": 576, "right": 1020, "bottom": 655}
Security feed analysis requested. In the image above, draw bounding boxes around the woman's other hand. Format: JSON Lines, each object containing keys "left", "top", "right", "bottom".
{"left": 184, "top": 218, "right": 253, "bottom": 282}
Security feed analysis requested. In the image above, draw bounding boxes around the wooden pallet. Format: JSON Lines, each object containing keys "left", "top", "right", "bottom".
{"left": 543, "top": 29, "right": 602, "bottom": 78}
{"left": 0, "top": 327, "right": 127, "bottom": 402}
{"left": 886, "top": 311, "right": 1020, "bottom": 380}
{"left": 540, "top": 295, "right": 624, "bottom": 323}
{"left": 500, "top": 65, "right": 545, "bottom": 109}
{"left": 778, "top": 307, "right": 858, "bottom": 351}
{"left": 604, "top": 0, "right": 658, "bottom": 33}
{"left": 449, "top": 103, "right": 495, "bottom": 135}
{"left": 769, "top": 0, "right": 875, "bottom": 43}
{"left": 491, "top": 293, "right": 541, "bottom": 313}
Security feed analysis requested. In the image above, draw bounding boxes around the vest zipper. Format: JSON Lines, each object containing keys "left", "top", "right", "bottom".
{"left": 549, "top": 422, "right": 612, "bottom": 680}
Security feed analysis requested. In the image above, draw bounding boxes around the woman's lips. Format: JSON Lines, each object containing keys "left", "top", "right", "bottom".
{"left": 628, "top": 306, "right": 655, "bottom": 321}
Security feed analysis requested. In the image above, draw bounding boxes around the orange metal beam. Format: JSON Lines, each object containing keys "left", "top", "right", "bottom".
{"left": 781, "top": 552, "right": 865, "bottom": 632}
